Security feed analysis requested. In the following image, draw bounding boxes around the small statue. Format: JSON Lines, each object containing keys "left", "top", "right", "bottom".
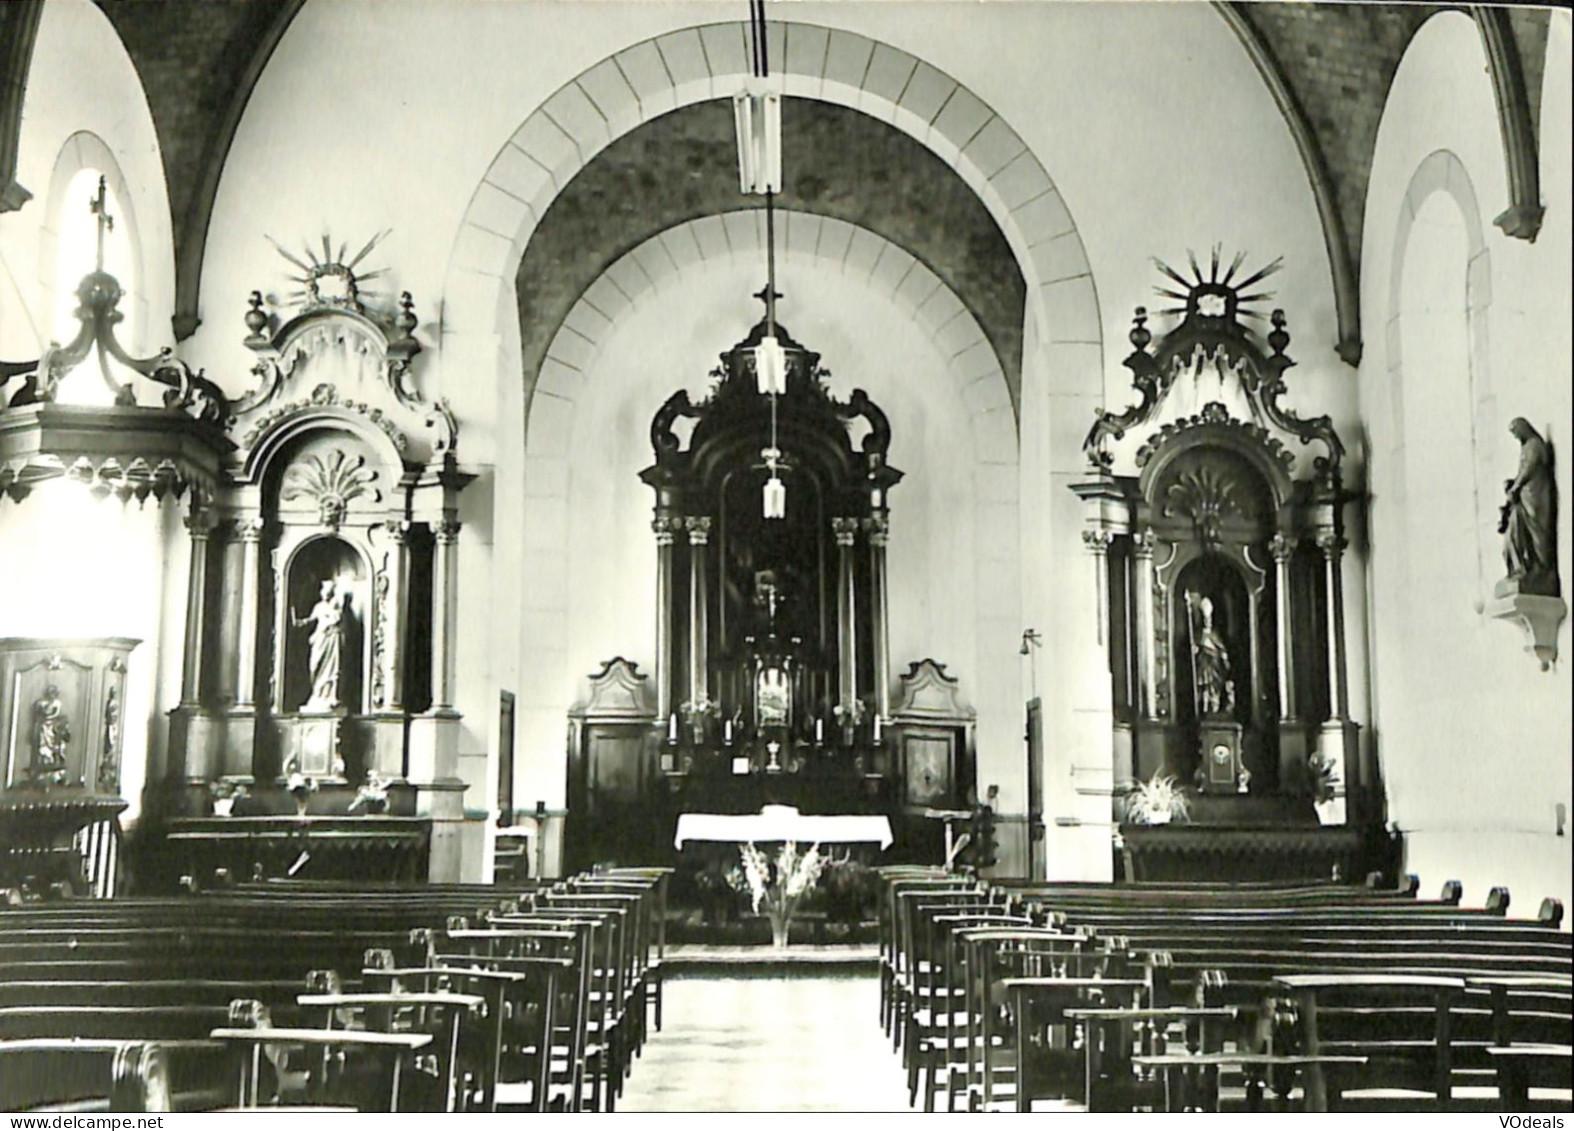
{"left": 1498, "top": 418, "right": 1559, "bottom": 596}
{"left": 292, "top": 578, "right": 347, "bottom": 710}
{"left": 30, "top": 685, "right": 71, "bottom": 785}
{"left": 1187, "top": 592, "right": 1236, "bottom": 717}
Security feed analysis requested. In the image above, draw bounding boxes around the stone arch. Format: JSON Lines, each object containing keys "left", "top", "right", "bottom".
{"left": 1386, "top": 148, "right": 1493, "bottom": 596}
{"left": 510, "top": 213, "right": 1023, "bottom": 808}
{"left": 438, "top": 18, "right": 1100, "bottom": 416}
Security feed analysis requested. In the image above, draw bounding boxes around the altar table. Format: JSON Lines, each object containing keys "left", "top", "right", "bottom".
{"left": 674, "top": 804, "right": 892, "bottom": 848}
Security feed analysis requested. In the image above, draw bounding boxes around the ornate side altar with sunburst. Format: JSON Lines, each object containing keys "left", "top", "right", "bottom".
{"left": 1074, "top": 251, "right": 1379, "bottom": 883}
{"left": 152, "top": 232, "right": 475, "bottom": 886}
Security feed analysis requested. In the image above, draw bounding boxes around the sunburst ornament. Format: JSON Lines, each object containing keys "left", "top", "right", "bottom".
{"left": 266, "top": 231, "right": 390, "bottom": 313}
{"left": 1151, "top": 245, "right": 1281, "bottom": 326}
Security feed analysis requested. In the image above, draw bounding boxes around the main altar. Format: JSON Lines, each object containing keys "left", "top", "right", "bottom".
{"left": 562, "top": 307, "right": 979, "bottom": 874}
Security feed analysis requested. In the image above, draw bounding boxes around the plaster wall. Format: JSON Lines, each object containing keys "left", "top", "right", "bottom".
{"left": 1360, "top": 11, "right": 1572, "bottom": 916}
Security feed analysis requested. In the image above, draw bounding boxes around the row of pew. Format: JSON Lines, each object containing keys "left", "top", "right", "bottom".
{"left": 878, "top": 870, "right": 1573, "bottom": 1113}
{"left": 0, "top": 868, "right": 671, "bottom": 1112}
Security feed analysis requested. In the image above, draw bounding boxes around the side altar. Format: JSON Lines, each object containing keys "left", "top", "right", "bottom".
{"left": 1076, "top": 253, "right": 1388, "bottom": 882}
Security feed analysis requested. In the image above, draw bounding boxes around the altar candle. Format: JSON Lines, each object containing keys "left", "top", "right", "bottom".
{"left": 815, "top": 718, "right": 823, "bottom": 744}
{"left": 724, "top": 719, "right": 733, "bottom": 744}
{"left": 668, "top": 714, "right": 678, "bottom": 743}
{"left": 874, "top": 715, "right": 883, "bottom": 743}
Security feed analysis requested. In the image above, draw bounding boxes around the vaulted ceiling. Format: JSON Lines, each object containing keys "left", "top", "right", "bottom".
{"left": 0, "top": 2, "right": 1552, "bottom": 364}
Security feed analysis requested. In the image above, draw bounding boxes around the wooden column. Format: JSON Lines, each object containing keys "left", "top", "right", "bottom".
{"left": 379, "top": 520, "right": 412, "bottom": 712}
{"left": 1269, "top": 533, "right": 1298, "bottom": 721}
{"left": 652, "top": 515, "right": 678, "bottom": 720}
{"left": 1083, "top": 528, "right": 1115, "bottom": 646}
{"left": 833, "top": 517, "right": 860, "bottom": 708}
{"left": 1317, "top": 531, "right": 1351, "bottom": 721}
{"left": 1132, "top": 528, "right": 1158, "bottom": 720}
{"left": 233, "top": 517, "right": 264, "bottom": 709}
{"left": 686, "top": 517, "right": 711, "bottom": 705}
{"left": 866, "top": 513, "right": 892, "bottom": 717}
{"left": 179, "top": 505, "right": 212, "bottom": 707}
{"left": 431, "top": 518, "right": 460, "bottom": 711}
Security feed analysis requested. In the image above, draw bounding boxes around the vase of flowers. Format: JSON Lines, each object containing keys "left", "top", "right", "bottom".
{"left": 1123, "top": 773, "right": 1190, "bottom": 826}
{"left": 730, "top": 840, "right": 828, "bottom": 948}
{"left": 347, "top": 770, "right": 390, "bottom": 815}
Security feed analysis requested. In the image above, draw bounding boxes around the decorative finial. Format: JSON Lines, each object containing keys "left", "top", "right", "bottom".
{"left": 244, "top": 291, "right": 269, "bottom": 341}
{"left": 396, "top": 292, "right": 418, "bottom": 339}
{"left": 1268, "top": 309, "right": 1290, "bottom": 357}
{"left": 1130, "top": 307, "right": 1151, "bottom": 351}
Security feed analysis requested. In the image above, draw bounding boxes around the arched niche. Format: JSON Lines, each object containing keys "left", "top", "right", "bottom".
{"left": 279, "top": 532, "right": 369, "bottom": 716}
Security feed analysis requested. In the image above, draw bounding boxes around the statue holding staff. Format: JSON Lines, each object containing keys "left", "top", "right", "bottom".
{"left": 293, "top": 578, "right": 347, "bottom": 710}
{"left": 1186, "top": 591, "right": 1235, "bottom": 717}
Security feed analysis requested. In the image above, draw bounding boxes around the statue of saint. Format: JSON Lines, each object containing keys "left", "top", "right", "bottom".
{"left": 1188, "top": 593, "right": 1236, "bottom": 717}
{"left": 1499, "top": 418, "right": 1559, "bottom": 595}
{"left": 293, "top": 578, "right": 347, "bottom": 710}
{"left": 31, "top": 685, "right": 71, "bottom": 785}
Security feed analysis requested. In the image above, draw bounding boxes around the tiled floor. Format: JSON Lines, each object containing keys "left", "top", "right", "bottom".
{"left": 618, "top": 970, "right": 914, "bottom": 1113}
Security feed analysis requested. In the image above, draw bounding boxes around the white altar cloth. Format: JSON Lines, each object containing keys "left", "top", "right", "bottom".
{"left": 674, "top": 805, "right": 893, "bottom": 849}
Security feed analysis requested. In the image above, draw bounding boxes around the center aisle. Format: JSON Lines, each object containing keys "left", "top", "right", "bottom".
{"left": 618, "top": 970, "right": 912, "bottom": 1113}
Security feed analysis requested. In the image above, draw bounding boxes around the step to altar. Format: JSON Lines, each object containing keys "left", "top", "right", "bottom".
{"left": 665, "top": 943, "right": 878, "bottom": 975}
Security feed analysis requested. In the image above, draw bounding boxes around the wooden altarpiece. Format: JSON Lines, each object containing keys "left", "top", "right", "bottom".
{"left": 160, "top": 251, "right": 473, "bottom": 883}
{"left": 1074, "top": 254, "right": 1367, "bottom": 839}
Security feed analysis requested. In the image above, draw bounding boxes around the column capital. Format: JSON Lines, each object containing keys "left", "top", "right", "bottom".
{"left": 238, "top": 516, "right": 266, "bottom": 543}
{"left": 653, "top": 515, "right": 682, "bottom": 545}
{"left": 1315, "top": 530, "right": 1348, "bottom": 558}
{"left": 1269, "top": 532, "right": 1296, "bottom": 562}
{"left": 384, "top": 518, "right": 414, "bottom": 545}
{"left": 1082, "top": 528, "right": 1116, "bottom": 554}
{"left": 436, "top": 518, "right": 461, "bottom": 545}
{"left": 1132, "top": 527, "right": 1157, "bottom": 558}
{"left": 685, "top": 515, "right": 712, "bottom": 545}
{"left": 832, "top": 517, "right": 861, "bottom": 546}
{"left": 863, "top": 514, "right": 889, "bottom": 546}
{"left": 184, "top": 508, "right": 218, "bottom": 539}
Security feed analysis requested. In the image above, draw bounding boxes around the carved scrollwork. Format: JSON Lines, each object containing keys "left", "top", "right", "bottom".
{"left": 650, "top": 390, "right": 700, "bottom": 463}
{"left": 1257, "top": 310, "right": 1344, "bottom": 473}
{"left": 240, "top": 383, "right": 410, "bottom": 454}
{"left": 1085, "top": 308, "right": 1168, "bottom": 469}
{"left": 837, "top": 388, "right": 892, "bottom": 455}
{"left": 1135, "top": 403, "right": 1294, "bottom": 474}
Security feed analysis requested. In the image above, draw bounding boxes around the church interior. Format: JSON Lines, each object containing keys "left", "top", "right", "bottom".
{"left": 0, "top": 0, "right": 1569, "bottom": 1114}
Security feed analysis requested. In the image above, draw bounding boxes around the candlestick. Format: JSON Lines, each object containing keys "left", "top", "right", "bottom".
{"left": 724, "top": 719, "right": 733, "bottom": 744}
{"left": 668, "top": 713, "right": 678, "bottom": 743}
{"left": 873, "top": 715, "right": 883, "bottom": 743}
{"left": 815, "top": 718, "right": 823, "bottom": 744}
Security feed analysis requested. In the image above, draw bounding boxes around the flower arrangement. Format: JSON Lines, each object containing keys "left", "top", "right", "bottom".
{"left": 209, "top": 779, "right": 249, "bottom": 817}
{"left": 832, "top": 699, "right": 868, "bottom": 727}
{"left": 347, "top": 769, "right": 390, "bottom": 814}
{"left": 1123, "top": 773, "right": 1190, "bottom": 825}
{"left": 1307, "top": 753, "right": 1339, "bottom": 806}
{"left": 285, "top": 763, "right": 319, "bottom": 816}
{"left": 727, "top": 840, "right": 829, "bottom": 947}
{"left": 678, "top": 695, "right": 722, "bottom": 721}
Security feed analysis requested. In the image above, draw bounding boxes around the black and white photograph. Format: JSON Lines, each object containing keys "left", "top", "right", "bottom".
{"left": 0, "top": 0, "right": 1569, "bottom": 1116}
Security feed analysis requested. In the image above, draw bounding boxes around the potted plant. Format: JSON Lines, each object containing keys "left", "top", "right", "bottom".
{"left": 1123, "top": 773, "right": 1191, "bottom": 826}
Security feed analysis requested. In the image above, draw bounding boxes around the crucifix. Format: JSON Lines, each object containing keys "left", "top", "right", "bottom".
{"left": 90, "top": 175, "right": 114, "bottom": 272}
